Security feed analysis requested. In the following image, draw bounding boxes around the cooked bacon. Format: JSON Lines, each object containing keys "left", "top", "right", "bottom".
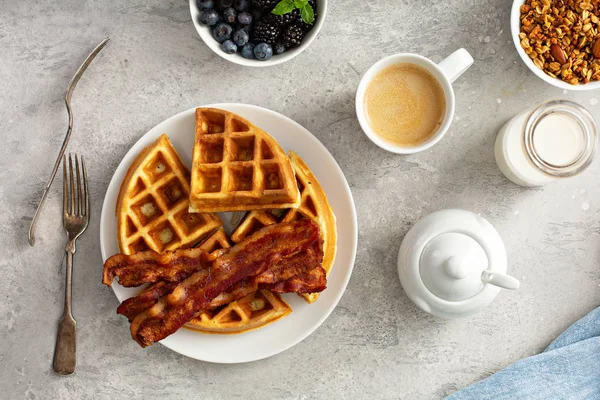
{"left": 118, "top": 276, "right": 255, "bottom": 322}
{"left": 264, "top": 266, "right": 327, "bottom": 293}
{"left": 130, "top": 219, "right": 320, "bottom": 347}
{"left": 102, "top": 248, "right": 210, "bottom": 287}
{"left": 117, "top": 281, "right": 180, "bottom": 321}
{"left": 207, "top": 278, "right": 258, "bottom": 309}
{"left": 253, "top": 240, "right": 323, "bottom": 284}
{"left": 116, "top": 241, "right": 323, "bottom": 322}
{"left": 117, "top": 241, "right": 323, "bottom": 321}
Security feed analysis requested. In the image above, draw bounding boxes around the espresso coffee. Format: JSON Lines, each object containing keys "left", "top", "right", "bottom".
{"left": 364, "top": 63, "right": 446, "bottom": 147}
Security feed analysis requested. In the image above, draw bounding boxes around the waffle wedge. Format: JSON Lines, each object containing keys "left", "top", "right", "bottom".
{"left": 116, "top": 134, "right": 222, "bottom": 255}
{"left": 186, "top": 289, "right": 292, "bottom": 334}
{"left": 184, "top": 228, "right": 292, "bottom": 334}
{"left": 230, "top": 151, "right": 337, "bottom": 303}
{"left": 189, "top": 108, "right": 300, "bottom": 213}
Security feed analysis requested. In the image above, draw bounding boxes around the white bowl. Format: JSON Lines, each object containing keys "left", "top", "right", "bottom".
{"left": 511, "top": 0, "right": 600, "bottom": 91}
{"left": 190, "top": 0, "right": 327, "bottom": 67}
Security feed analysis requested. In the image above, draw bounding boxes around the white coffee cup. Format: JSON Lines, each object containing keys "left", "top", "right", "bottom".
{"left": 355, "top": 49, "right": 474, "bottom": 154}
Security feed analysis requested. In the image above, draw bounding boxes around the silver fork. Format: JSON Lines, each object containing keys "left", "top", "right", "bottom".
{"left": 28, "top": 37, "right": 109, "bottom": 247}
{"left": 53, "top": 154, "right": 89, "bottom": 376}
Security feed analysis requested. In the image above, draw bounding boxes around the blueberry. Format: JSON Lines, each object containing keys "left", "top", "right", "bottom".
{"left": 222, "top": 7, "right": 237, "bottom": 24}
{"left": 197, "top": 0, "right": 214, "bottom": 9}
{"left": 274, "top": 41, "right": 285, "bottom": 55}
{"left": 213, "top": 23, "right": 233, "bottom": 43}
{"left": 241, "top": 43, "right": 255, "bottom": 59}
{"left": 232, "top": 29, "right": 249, "bottom": 46}
{"left": 221, "top": 40, "right": 238, "bottom": 54}
{"left": 253, "top": 43, "right": 273, "bottom": 61}
{"left": 237, "top": 11, "right": 252, "bottom": 25}
{"left": 215, "top": 0, "right": 233, "bottom": 11}
{"left": 233, "top": 0, "right": 248, "bottom": 11}
{"left": 199, "top": 9, "right": 219, "bottom": 26}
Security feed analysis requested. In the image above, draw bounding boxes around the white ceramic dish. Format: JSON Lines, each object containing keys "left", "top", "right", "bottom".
{"left": 511, "top": 0, "right": 600, "bottom": 91}
{"left": 397, "top": 209, "right": 519, "bottom": 319}
{"left": 189, "top": 0, "right": 327, "bottom": 67}
{"left": 100, "top": 103, "right": 357, "bottom": 363}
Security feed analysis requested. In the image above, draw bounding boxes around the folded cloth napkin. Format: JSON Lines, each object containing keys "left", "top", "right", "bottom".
{"left": 447, "top": 307, "right": 600, "bottom": 400}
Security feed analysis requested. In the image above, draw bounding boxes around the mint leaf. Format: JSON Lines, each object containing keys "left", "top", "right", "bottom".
{"left": 272, "top": 0, "right": 295, "bottom": 15}
{"left": 300, "top": 4, "right": 314, "bottom": 24}
{"left": 294, "top": 0, "right": 308, "bottom": 8}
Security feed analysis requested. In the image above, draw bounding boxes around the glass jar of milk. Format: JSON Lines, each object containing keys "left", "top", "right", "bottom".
{"left": 495, "top": 100, "right": 598, "bottom": 187}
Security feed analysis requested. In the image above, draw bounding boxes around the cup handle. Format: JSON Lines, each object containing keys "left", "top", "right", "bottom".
{"left": 437, "top": 48, "right": 474, "bottom": 84}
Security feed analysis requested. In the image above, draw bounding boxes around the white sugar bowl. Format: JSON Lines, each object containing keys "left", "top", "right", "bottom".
{"left": 397, "top": 209, "right": 520, "bottom": 318}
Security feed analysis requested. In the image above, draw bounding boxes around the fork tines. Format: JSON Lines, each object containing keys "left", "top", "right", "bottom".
{"left": 63, "top": 154, "right": 89, "bottom": 218}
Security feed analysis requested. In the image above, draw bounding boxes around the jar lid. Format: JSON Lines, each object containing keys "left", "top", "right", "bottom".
{"left": 525, "top": 100, "right": 597, "bottom": 178}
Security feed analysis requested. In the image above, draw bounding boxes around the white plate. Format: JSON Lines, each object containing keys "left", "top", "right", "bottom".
{"left": 100, "top": 103, "right": 358, "bottom": 363}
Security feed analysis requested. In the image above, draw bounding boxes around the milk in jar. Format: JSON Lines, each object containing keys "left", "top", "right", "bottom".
{"left": 494, "top": 100, "right": 597, "bottom": 187}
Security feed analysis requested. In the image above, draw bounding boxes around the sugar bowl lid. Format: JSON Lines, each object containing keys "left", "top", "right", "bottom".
{"left": 397, "top": 209, "right": 519, "bottom": 318}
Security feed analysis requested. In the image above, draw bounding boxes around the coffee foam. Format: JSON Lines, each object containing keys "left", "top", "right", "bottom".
{"left": 364, "top": 63, "right": 446, "bottom": 147}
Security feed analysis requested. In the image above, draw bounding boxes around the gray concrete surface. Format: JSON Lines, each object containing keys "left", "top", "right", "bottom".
{"left": 1, "top": 0, "right": 599, "bottom": 399}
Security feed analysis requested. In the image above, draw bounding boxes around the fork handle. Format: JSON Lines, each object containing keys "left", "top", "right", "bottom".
{"left": 53, "top": 251, "right": 76, "bottom": 375}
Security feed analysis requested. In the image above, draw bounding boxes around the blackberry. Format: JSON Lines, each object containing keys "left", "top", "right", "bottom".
{"left": 251, "top": 19, "right": 280, "bottom": 45}
{"left": 250, "top": 0, "right": 278, "bottom": 12}
{"left": 281, "top": 23, "right": 304, "bottom": 48}
{"left": 262, "top": 11, "right": 297, "bottom": 28}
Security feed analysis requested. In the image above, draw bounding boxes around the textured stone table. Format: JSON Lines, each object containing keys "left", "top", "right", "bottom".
{"left": 2, "top": 0, "right": 599, "bottom": 399}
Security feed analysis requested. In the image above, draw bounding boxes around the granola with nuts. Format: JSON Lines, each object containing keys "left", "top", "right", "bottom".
{"left": 519, "top": 0, "right": 600, "bottom": 84}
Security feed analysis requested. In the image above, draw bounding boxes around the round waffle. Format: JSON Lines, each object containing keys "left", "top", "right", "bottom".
{"left": 189, "top": 108, "right": 301, "bottom": 213}
{"left": 116, "top": 134, "right": 222, "bottom": 255}
{"left": 185, "top": 228, "right": 292, "bottom": 334}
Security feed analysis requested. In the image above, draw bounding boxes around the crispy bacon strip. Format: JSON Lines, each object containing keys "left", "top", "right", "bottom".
{"left": 207, "top": 278, "right": 258, "bottom": 309}
{"left": 264, "top": 266, "right": 327, "bottom": 293}
{"left": 116, "top": 281, "right": 179, "bottom": 320}
{"left": 117, "top": 241, "right": 323, "bottom": 321}
{"left": 117, "top": 273, "right": 248, "bottom": 322}
{"left": 253, "top": 240, "right": 323, "bottom": 284}
{"left": 130, "top": 219, "right": 320, "bottom": 347}
{"left": 102, "top": 248, "right": 210, "bottom": 287}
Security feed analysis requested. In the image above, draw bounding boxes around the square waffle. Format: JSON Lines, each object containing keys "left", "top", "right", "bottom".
{"left": 189, "top": 108, "right": 301, "bottom": 213}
